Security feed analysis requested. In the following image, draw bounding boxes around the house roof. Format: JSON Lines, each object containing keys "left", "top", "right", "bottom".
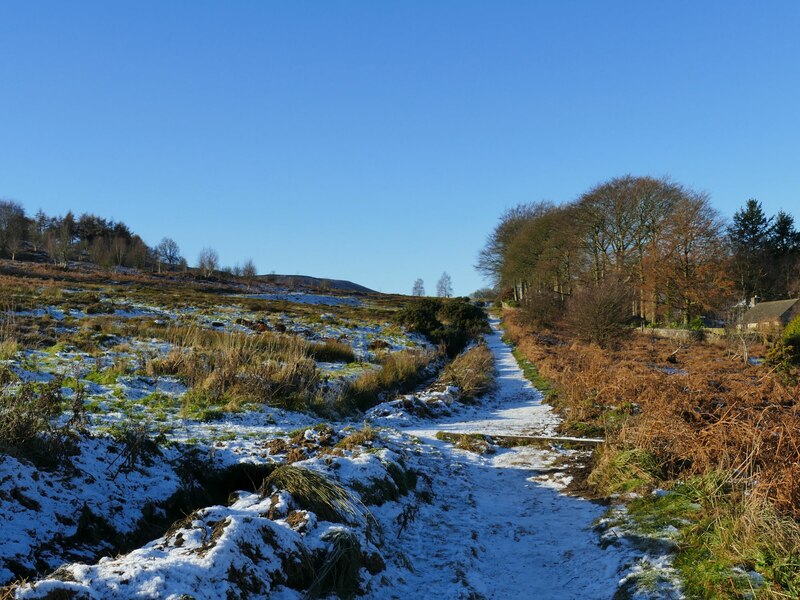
{"left": 742, "top": 298, "right": 799, "bottom": 324}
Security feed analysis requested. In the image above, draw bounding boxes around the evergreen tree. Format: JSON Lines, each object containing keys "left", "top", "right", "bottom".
{"left": 728, "top": 199, "right": 772, "bottom": 300}
{"left": 768, "top": 210, "right": 800, "bottom": 297}
{"left": 768, "top": 210, "right": 800, "bottom": 255}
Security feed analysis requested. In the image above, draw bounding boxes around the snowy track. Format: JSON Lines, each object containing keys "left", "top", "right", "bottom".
{"left": 8, "top": 320, "right": 632, "bottom": 599}
{"left": 369, "top": 320, "right": 628, "bottom": 599}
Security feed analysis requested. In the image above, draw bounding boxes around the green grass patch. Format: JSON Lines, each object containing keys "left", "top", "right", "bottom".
{"left": 85, "top": 368, "right": 123, "bottom": 385}
{"left": 510, "top": 347, "right": 555, "bottom": 401}
{"left": 609, "top": 471, "right": 800, "bottom": 598}
{"left": 589, "top": 448, "right": 664, "bottom": 495}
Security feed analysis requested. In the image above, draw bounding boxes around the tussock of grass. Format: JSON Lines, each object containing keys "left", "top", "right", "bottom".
{"left": 342, "top": 349, "right": 435, "bottom": 412}
{"left": 260, "top": 466, "right": 360, "bottom": 524}
{"left": 308, "top": 528, "right": 363, "bottom": 599}
{"left": 150, "top": 328, "right": 321, "bottom": 412}
{"left": 589, "top": 448, "right": 664, "bottom": 495}
{"left": 0, "top": 338, "right": 19, "bottom": 360}
{"left": 336, "top": 424, "right": 378, "bottom": 450}
{"left": 440, "top": 343, "right": 494, "bottom": 400}
{"left": 308, "top": 340, "right": 356, "bottom": 363}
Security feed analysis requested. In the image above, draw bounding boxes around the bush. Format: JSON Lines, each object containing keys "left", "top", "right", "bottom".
{"left": 564, "top": 278, "right": 633, "bottom": 347}
{"left": 765, "top": 314, "right": 800, "bottom": 383}
{"left": 396, "top": 297, "right": 489, "bottom": 357}
{"left": 517, "top": 292, "right": 564, "bottom": 330}
{"left": 0, "top": 373, "right": 80, "bottom": 466}
{"left": 781, "top": 314, "right": 800, "bottom": 362}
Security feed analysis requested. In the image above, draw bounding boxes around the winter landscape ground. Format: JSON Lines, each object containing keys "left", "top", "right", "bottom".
{"left": 0, "top": 265, "right": 687, "bottom": 599}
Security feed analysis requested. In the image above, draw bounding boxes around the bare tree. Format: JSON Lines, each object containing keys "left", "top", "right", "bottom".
{"left": 197, "top": 247, "right": 219, "bottom": 278}
{"left": 412, "top": 278, "right": 425, "bottom": 296}
{"left": 89, "top": 238, "right": 112, "bottom": 269}
{"left": 242, "top": 258, "right": 258, "bottom": 289}
{"left": 112, "top": 236, "right": 128, "bottom": 267}
{"left": 45, "top": 226, "right": 72, "bottom": 268}
{"left": 0, "top": 200, "right": 27, "bottom": 258}
{"left": 436, "top": 272, "right": 453, "bottom": 298}
{"left": 155, "top": 238, "right": 181, "bottom": 273}
{"left": 659, "top": 193, "right": 730, "bottom": 325}
{"left": 6, "top": 231, "right": 23, "bottom": 260}
{"left": 565, "top": 278, "right": 633, "bottom": 347}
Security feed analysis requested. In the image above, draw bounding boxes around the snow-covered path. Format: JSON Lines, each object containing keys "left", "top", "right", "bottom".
{"left": 369, "top": 320, "right": 628, "bottom": 599}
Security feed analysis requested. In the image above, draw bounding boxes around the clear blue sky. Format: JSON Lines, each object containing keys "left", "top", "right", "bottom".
{"left": 1, "top": 2, "right": 799, "bottom": 295}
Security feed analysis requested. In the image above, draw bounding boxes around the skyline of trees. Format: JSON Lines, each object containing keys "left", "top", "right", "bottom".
{"left": 0, "top": 201, "right": 260, "bottom": 281}
{"left": 478, "top": 176, "right": 799, "bottom": 326}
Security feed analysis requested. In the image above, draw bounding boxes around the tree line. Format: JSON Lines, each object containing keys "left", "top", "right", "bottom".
{"left": 477, "top": 175, "right": 799, "bottom": 328}
{"left": 0, "top": 200, "right": 258, "bottom": 281}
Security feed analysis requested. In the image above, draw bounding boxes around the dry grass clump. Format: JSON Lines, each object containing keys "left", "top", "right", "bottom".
{"left": 0, "top": 338, "right": 19, "bottom": 361}
{"left": 440, "top": 343, "right": 494, "bottom": 400}
{"left": 260, "top": 465, "right": 360, "bottom": 524}
{"left": 148, "top": 327, "right": 321, "bottom": 411}
{"left": 435, "top": 431, "right": 494, "bottom": 455}
{"left": 308, "top": 339, "right": 356, "bottom": 363}
{"left": 336, "top": 424, "right": 378, "bottom": 451}
{"left": 342, "top": 349, "right": 436, "bottom": 412}
{"left": 0, "top": 304, "right": 20, "bottom": 360}
{"left": 307, "top": 528, "right": 363, "bottom": 598}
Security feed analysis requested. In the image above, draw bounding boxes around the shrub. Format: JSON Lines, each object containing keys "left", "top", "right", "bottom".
{"left": 0, "top": 375, "right": 80, "bottom": 466}
{"left": 396, "top": 297, "right": 489, "bottom": 356}
{"left": 517, "top": 292, "right": 565, "bottom": 330}
{"left": 564, "top": 278, "right": 633, "bottom": 347}
{"left": 780, "top": 314, "right": 800, "bottom": 364}
{"left": 765, "top": 314, "right": 800, "bottom": 381}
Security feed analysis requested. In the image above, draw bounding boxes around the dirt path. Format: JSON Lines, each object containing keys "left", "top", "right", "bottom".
{"left": 368, "top": 320, "right": 629, "bottom": 599}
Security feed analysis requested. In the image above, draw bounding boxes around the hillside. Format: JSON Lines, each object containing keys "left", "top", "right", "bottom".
{"left": 0, "top": 266, "right": 666, "bottom": 598}
{"left": 256, "top": 273, "right": 376, "bottom": 294}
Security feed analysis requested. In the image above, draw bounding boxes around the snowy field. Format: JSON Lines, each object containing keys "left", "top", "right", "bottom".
{"left": 3, "top": 304, "right": 676, "bottom": 598}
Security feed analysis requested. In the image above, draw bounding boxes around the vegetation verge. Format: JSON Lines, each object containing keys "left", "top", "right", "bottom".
{"left": 501, "top": 309, "right": 800, "bottom": 598}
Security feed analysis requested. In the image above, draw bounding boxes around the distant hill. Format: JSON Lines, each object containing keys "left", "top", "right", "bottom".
{"left": 256, "top": 274, "right": 376, "bottom": 294}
